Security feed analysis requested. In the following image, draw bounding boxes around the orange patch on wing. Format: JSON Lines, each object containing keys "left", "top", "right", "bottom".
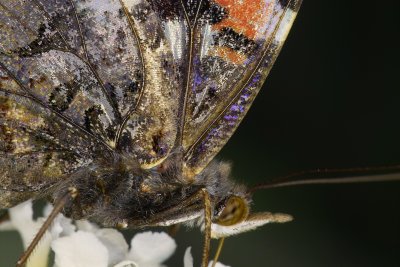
{"left": 212, "top": 47, "right": 246, "bottom": 64}
{"left": 213, "top": 0, "right": 273, "bottom": 39}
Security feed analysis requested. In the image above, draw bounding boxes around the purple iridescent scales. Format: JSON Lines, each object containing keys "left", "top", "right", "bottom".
{"left": 183, "top": 0, "right": 302, "bottom": 175}
{"left": 0, "top": 0, "right": 302, "bottom": 200}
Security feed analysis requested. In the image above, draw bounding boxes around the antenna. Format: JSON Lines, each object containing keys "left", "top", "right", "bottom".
{"left": 249, "top": 164, "right": 400, "bottom": 193}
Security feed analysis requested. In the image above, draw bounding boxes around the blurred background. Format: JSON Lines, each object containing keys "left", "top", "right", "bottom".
{"left": 1, "top": 0, "right": 400, "bottom": 266}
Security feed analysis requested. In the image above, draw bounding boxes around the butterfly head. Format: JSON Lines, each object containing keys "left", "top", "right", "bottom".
{"left": 210, "top": 192, "right": 292, "bottom": 238}
{"left": 198, "top": 161, "right": 292, "bottom": 238}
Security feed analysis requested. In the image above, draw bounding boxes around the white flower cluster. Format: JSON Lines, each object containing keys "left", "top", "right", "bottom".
{"left": 0, "top": 200, "right": 229, "bottom": 267}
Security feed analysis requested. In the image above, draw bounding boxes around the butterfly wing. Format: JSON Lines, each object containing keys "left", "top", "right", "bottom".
{"left": 0, "top": 0, "right": 154, "bottom": 204}
{"left": 114, "top": 0, "right": 184, "bottom": 168}
{"left": 0, "top": 69, "right": 95, "bottom": 207}
{"left": 118, "top": 0, "right": 303, "bottom": 172}
{"left": 1, "top": 0, "right": 303, "bottom": 202}
{"left": 181, "top": 0, "right": 303, "bottom": 175}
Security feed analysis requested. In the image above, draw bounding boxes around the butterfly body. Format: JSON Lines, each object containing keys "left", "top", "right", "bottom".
{"left": 0, "top": 0, "right": 301, "bottom": 250}
{"left": 51, "top": 153, "right": 243, "bottom": 230}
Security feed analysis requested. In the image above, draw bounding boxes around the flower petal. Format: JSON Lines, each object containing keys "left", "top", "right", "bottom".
{"left": 208, "top": 261, "right": 231, "bottom": 267}
{"left": 127, "top": 232, "right": 176, "bottom": 265}
{"left": 0, "top": 220, "right": 14, "bottom": 231}
{"left": 8, "top": 200, "right": 38, "bottom": 248}
{"left": 75, "top": 219, "right": 99, "bottom": 232}
{"left": 8, "top": 200, "right": 52, "bottom": 267}
{"left": 43, "top": 204, "right": 76, "bottom": 237}
{"left": 52, "top": 231, "right": 108, "bottom": 267}
{"left": 113, "top": 260, "right": 138, "bottom": 267}
{"left": 96, "top": 228, "right": 129, "bottom": 265}
{"left": 183, "top": 247, "right": 194, "bottom": 267}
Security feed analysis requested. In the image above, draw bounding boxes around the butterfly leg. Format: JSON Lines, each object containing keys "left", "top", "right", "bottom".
{"left": 142, "top": 188, "right": 212, "bottom": 266}
{"left": 16, "top": 187, "right": 78, "bottom": 267}
{"left": 201, "top": 188, "right": 212, "bottom": 267}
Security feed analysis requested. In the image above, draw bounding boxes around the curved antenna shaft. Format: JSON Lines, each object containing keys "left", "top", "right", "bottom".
{"left": 249, "top": 165, "right": 400, "bottom": 193}
{"left": 211, "top": 237, "right": 225, "bottom": 267}
{"left": 16, "top": 187, "right": 77, "bottom": 267}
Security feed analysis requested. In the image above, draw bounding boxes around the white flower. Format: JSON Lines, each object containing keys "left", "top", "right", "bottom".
{"left": 208, "top": 262, "right": 231, "bottom": 267}
{"left": 183, "top": 247, "right": 230, "bottom": 267}
{"left": 0, "top": 200, "right": 66, "bottom": 267}
{"left": 51, "top": 224, "right": 176, "bottom": 267}
{"left": 0, "top": 200, "right": 230, "bottom": 267}
{"left": 183, "top": 247, "right": 194, "bottom": 267}
{"left": 52, "top": 231, "right": 109, "bottom": 267}
{"left": 127, "top": 232, "right": 176, "bottom": 267}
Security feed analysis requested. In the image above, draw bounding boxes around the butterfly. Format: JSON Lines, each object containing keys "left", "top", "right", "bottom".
{"left": 1, "top": 0, "right": 399, "bottom": 266}
{"left": 0, "top": 0, "right": 303, "bottom": 265}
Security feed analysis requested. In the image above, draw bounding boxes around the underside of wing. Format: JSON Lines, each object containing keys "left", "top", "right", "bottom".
{"left": 0, "top": 0, "right": 186, "bottom": 169}
{"left": 182, "top": 0, "right": 303, "bottom": 175}
{"left": 116, "top": 0, "right": 184, "bottom": 167}
{"left": 0, "top": 0, "right": 144, "bottom": 205}
{"left": 1, "top": 0, "right": 303, "bottom": 192}
{"left": 0, "top": 0, "right": 152, "bottom": 149}
{"left": 0, "top": 76, "right": 93, "bottom": 207}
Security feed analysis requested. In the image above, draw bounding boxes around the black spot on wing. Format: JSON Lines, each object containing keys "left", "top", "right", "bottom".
{"left": 48, "top": 81, "right": 79, "bottom": 112}
{"left": 15, "top": 14, "right": 67, "bottom": 57}
{"left": 148, "top": 0, "right": 181, "bottom": 20}
{"left": 104, "top": 82, "right": 120, "bottom": 112}
{"left": 181, "top": 0, "right": 202, "bottom": 22}
{"left": 278, "top": 0, "right": 290, "bottom": 7}
{"left": 84, "top": 105, "right": 118, "bottom": 142}
{"left": 131, "top": 3, "right": 152, "bottom": 23}
{"left": 84, "top": 105, "right": 105, "bottom": 134}
{"left": 151, "top": 131, "right": 168, "bottom": 156}
{"left": 117, "top": 131, "right": 134, "bottom": 152}
{"left": 133, "top": 0, "right": 228, "bottom": 25}
{"left": 199, "top": 0, "right": 229, "bottom": 25}
{"left": 213, "top": 27, "right": 259, "bottom": 54}
{"left": 278, "top": 0, "right": 299, "bottom": 10}
{"left": 125, "top": 81, "right": 139, "bottom": 97}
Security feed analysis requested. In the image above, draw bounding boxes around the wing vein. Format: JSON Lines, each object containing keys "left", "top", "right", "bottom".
{"left": 0, "top": 62, "right": 113, "bottom": 152}
{"left": 31, "top": 0, "right": 71, "bottom": 46}
{"left": 22, "top": 1, "right": 124, "bottom": 128}
{"left": 67, "top": 0, "right": 122, "bottom": 123}
{"left": 176, "top": 0, "right": 203, "bottom": 147}
{"left": 184, "top": 1, "right": 293, "bottom": 157}
{"left": 115, "top": 1, "right": 147, "bottom": 145}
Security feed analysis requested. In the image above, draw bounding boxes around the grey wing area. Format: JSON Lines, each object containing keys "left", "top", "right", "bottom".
{"left": 0, "top": 0, "right": 152, "bottom": 206}
{"left": 0, "top": 73, "right": 93, "bottom": 207}
{"left": 116, "top": 0, "right": 185, "bottom": 168}
{"left": 182, "top": 0, "right": 303, "bottom": 176}
{"left": 0, "top": 0, "right": 147, "bottom": 148}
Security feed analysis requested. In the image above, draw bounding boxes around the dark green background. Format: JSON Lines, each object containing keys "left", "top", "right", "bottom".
{"left": 1, "top": 1, "right": 400, "bottom": 266}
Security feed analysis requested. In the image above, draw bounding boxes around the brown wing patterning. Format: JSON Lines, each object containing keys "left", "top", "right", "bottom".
{"left": 182, "top": 0, "right": 302, "bottom": 176}
{"left": 116, "top": 0, "right": 184, "bottom": 168}
{"left": 0, "top": 0, "right": 148, "bottom": 203}
{"left": 0, "top": 70, "right": 92, "bottom": 207}
{"left": 0, "top": 0, "right": 302, "bottom": 205}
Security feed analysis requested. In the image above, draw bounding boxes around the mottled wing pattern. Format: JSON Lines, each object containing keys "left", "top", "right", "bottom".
{"left": 182, "top": 0, "right": 302, "bottom": 175}
{"left": 0, "top": 85, "right": 93, "bottom": 207}
{"left": 0, "top": 0, "right": 158, "bottom": 204}
{"left": 0, "top": 0, "right": 147, "bottom": 147}
{"left": 116, "top": 0, "right": 183, "bottom": 168}
{"left": 0, "top": 0, "right": 302, "bottom": 204}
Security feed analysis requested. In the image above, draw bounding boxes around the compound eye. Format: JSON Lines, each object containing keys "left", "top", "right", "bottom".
{"left": 216, "top": 196, "right": 249, "bottom": 226}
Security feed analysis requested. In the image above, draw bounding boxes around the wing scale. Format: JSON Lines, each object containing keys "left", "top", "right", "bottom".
{"left": 181, "top": 0, "right": 303, "bottom": 175}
